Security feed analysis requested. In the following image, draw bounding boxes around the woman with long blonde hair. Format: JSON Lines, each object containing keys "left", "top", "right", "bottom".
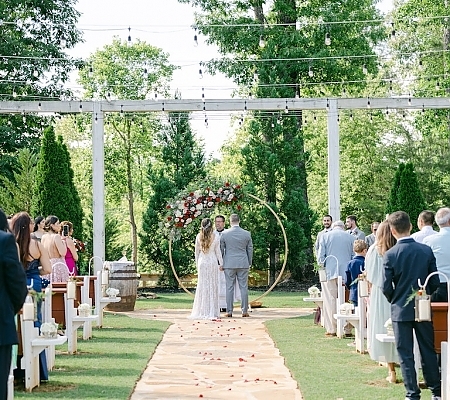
{"left": 189, "top": 218, "right": 223, "bottom": 320}
{"left": 365, "top": 220, "right": 398, "bottom": 383}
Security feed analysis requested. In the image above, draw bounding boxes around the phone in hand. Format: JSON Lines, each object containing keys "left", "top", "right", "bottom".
{"left": 63, "top": 225, "right": 69, "bottom": 236}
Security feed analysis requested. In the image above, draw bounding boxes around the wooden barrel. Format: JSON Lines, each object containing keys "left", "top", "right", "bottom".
{"left": 104, "top": 261, "right": 138, "bottom": 312}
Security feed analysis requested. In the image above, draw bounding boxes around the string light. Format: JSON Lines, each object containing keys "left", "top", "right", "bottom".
{"left": 204, "top": 114, "right": 208, "bottom": 127}
{"left": 390, "top": 22, "right": 396, "bottom": 38}
{"left": 325, "top": 32, "right": 331, "bottom": 46}
{"left": 193, "top": 27, "right": 198, "bottom": 47}
{"left": 199, "top": 63, "right": 203, "bottom": 79}
{"left": 362, "top": 63, "right": 368, "bottom": 75}
{"left": 88, "top": 66, "right": 93, "bottom": 78}
{"left": 94, "top": 113, "right": 98, "bottom": 123}
{"left": 60, "top": 38, "right": 66, "bottom": 48}
{"left": 107, "top": 92, "right": 111, "bottom": 101}
{"left": 202, "top": 87, "right": 205, "bottom": 102}
{"left": 38, "top": 102, "right": 41, "bottom": 110}
{"left": 285, "top": 100, "right": 289, "bottom": 114}
{"left": 79, "top": 101, "right": 82, "bottom": 112}
{"left": 127, "top": 27, "right": 132, "bottom": 46}
{"left": 326, "top": 98, "right": 330, "bottom": 110}
{"left": 295, "top": 84, "right": 300, "bottom": 98}
{"left": 308, "top": 65, "right": 314, "bottom": 77}
{"left": 367, "top": 97, "right": 371, "bottom": 108}
{"left": 143, "top": 68, "right": 148, "bottom": 79}
{"left": 120, "top": 105, "right": 124, "bottom": 115}
{"left": 259, "top": 35, "right": 265, "bottom": 48}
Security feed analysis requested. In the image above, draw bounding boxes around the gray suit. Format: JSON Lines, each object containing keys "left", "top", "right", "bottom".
{"left": 220, "top": 225, "right": 253, "bottom": 315}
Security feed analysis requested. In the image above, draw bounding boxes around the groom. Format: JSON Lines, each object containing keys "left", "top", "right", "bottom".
{"left": 220, "top": 214, "right": 253, "bottom": 317}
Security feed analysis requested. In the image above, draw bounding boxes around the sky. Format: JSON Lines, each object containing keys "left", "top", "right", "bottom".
{"left": 71, "top": 0, "right": 394, "bottom": 157}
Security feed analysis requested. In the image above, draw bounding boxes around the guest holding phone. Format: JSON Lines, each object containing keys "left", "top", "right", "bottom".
{"left": 41, "top": 215, "right": 69, "bottom": 282}
{"left": 61, "top": 221, "right": 79, "bottom": 276}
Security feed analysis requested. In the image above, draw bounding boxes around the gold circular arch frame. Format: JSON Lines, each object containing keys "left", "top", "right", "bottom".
{"left": 168, "top": 192, "right": 289, "bottom": 303}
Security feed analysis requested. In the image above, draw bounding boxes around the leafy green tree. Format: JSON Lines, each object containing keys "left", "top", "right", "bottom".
{"left": 31, "top": 126, "right": 81, "bottom": 228}
{"left": 0, "top": 0, "right": 82, "bottom": 177}
{"left": 180, "top": 0, "right": 385, "bottom": 281}
{"left": 78, "top": 38, "right": 177, "bottom": 266}
{"left": 0, "top": 148, "right": 38, "bottom": 214}
{"left": 386, "top": 163, "right": 405, "bottom": 216}
{"left": 140, "top": 111, "right": 206, "bottom": 287}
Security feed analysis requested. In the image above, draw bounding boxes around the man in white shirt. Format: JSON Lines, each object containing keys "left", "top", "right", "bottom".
{"left": 423, "top": 207, "right": 450, "bottom": 302}
{"left": 411, "top": 210, "right": 438, "bottom": 243}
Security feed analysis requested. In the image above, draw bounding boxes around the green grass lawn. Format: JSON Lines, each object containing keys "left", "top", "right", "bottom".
{"left": 135, "top": 289, "right": 316, "bottom": 309}
{"left": 14, "top": 314, "right": 169, "bottom": 399}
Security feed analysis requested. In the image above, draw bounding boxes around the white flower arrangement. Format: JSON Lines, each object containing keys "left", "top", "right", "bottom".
{"left": 78, "top": 303, "right": 92, "bottom": 317}
{"left": 384, "top": 318, "right": 394, "bottom": 336}
{"left": 339, "top": 302, "right": 355, "bottom": 315}
{"left": 106, "top": 287, "right": 119, "bottom": 297}
{"left": 307, "top": 286, "right": 321, "bottom": 297}
{"left": 41, "top": 321, "right": 58, "bottom": 338}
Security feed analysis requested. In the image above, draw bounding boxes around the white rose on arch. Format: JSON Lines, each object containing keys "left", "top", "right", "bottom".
{"left": 196, "top": 203, "right": 203, "bottom": 210}
{"left": 185, "top": 218, "right": 192, "bottom": 225}
{"left": 175, "top": 210, "right": 182, "bottom": 217}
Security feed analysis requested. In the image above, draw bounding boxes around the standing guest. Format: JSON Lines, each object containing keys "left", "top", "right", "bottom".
{"left": 345, "top": 215, "right": 365, "bottom": 240}
{"left": 411, "top": 210, "right": 438, "bottom": 243}
{"left": 41, "top": 215, "right": 69, "bottom": 282}
{"left": 365, "top": 221, "right": 379, "bottom": 248}
{"left": 61, "top": 221, "right": 79, "bottom": 276}
{"left": 220, "top": 214, "right": 253, "bottom": 318}
{"left": 11, "top": 212, "right": 52, "bottom": 383}
{"left": 214, "top": 215, "right": 240, "bottom": 312}
{"left": 0, "top": 209, "right": 27, "bottom": 399}
{"left": 314, "top": 215, "right": 333, "bottom": 257}
{"left": 31, "top": 216, "right": 45, "bottom": 242}
{"left": 382, "top": 211, "right": 441, "bottom": 400}
{"left": 189, "top": 218, "right": 223, "bottom": 320}
{"left": 365, "top": 221, "right": 398, "bottom": 383}
{"left": 423, "top": 207, "right": 450, "bottom": 302}
{"left": 345, "top": 240, "right": 367, "bottom": 307}
{"left": 318, "top": 220, "right": 356, "bottom": 336}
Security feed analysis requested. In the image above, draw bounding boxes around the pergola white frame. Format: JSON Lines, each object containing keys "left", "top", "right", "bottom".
{"left": 1, "top": 96, "right": 448, "bottom": 272}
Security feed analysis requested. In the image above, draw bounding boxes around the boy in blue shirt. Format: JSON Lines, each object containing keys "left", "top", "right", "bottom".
{"left": 345, "top": 239, "right": 367, "bottom": 307}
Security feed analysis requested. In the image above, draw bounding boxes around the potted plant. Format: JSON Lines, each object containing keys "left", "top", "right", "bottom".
{"left": 78, "top": 303, "right": 92, "bottom": 317}
{"left": 105, "top": 287, "right": 119, "bottom": 298}
{"left": 41, "top": 321, "right": 58, "bottom": 339}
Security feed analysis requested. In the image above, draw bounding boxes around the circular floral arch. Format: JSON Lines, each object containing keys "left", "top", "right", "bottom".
{"left": 165, "top": 183, "right": 289, "bottom": 304}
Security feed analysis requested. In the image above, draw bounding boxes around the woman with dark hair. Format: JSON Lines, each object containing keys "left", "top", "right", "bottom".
{"left": 41, "top": 215, "right": 69, "bottom": 282}
{"left": 10, "top": 211, "right": 51, "bottom": 382}
{"left": 31, "top": 216, "right": 45, "bottom": 241}
{"left": 189, "top": 218, "right": 223, "bottom": 320}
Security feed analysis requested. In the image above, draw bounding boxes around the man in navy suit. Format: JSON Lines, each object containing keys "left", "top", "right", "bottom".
{"left": 0, "top": 210, "right": 28, "bottom": 399}
{"left": 382, "top": 211, "right": 441, "bottom": 400}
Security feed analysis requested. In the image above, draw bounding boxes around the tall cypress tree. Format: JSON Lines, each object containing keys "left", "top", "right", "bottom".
{"left": 385, "top": 163, "right": 404, "bottom": 216}
{"left": 32, "top": 126, "right": 82, "bottom": 229}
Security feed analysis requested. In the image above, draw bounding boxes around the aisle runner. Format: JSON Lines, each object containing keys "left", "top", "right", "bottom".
{"left": 128, "top": 309, "right": 306, "bottom": 400}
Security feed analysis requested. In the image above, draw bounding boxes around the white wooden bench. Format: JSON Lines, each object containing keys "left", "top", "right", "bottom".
{"left": 93, "top": 271, "right": 121, "bottom": 328}
{"left": 20, "top": 316, "right": 67, "bottom": 392}
{"left": 64, "top": 295, "right": 98, "bottom": 354}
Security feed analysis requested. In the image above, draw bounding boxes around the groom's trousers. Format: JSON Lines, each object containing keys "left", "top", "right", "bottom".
{"left": 224, "top": 268, "right": 249, "bottom": 314}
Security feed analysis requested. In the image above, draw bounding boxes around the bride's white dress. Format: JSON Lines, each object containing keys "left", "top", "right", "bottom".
{"left": 189, "top": 234, "right": 223, "bottom": 320}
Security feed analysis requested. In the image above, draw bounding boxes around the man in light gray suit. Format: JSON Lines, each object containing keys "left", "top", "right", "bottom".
{"left": 220, "top": 214, "right": 253, "bottom": 317}
{"left": 318, "top": 220, "right": 356, "bottom": 336}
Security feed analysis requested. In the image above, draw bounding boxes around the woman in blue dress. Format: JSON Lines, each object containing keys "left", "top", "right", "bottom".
{"left": 11, "top": 212, "right": 52, "bottom": 382}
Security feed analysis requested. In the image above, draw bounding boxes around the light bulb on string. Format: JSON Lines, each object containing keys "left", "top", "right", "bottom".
{"left": 408, "top": 96, "right": 412, "bottom": 106}
{"left": 436, "top": 81, "right": 440, "bottom": 91}
{"left": 402, "top": 110, "right": 406, "bottom": 118}
{"left": 349, "top": 111, "right": 353, "bottom": 120}
{"left": 325, "top": 32, "right": 331, "bottom": 46}
{"left": 33, "top": 70, "right": 39, "bottom": 78}
{"left": 94, "top": 113, "right": 98, "bottom": 124}
{"left": 390, "top": 22, "right": 396, "bottom": 38}
{"left": 342, "top": 87, "right": 347, "bottom": 97}
{"left": 259, "top": 35, "right": 265, "bottom": 48}
{"left": 60, "top": 38, "right": 66, "bottom": 48}
{"left": 143, "top": 68, "right": 148, "bottom": 79}
{"left": 12, "top": 90, "right": 17, "bottom": 98}
{"left": 107, "top": 92, "right": 111, "bottom": 101}
{"left": 337, "top": 113, "right": 340, "bottom": 123}
{"left": 419, "top": 59, "right": 423, "bottom": 69}
{"left": 362, "top": 63, "right": 368, "bottom": 75}
{"left": 88, "top": 66, "right": 93, "bottom": 78}
{"left": 422, "top": 104, "right": 425, "bottom": 113}
{"left": 79, "top": 101, "right": 82, "bottom": 112}
{"left": 308, "top": 65, "right": 314, "bottom": 77}
{"left": 38, "top": 102, "right": 41, "bottom": 110}
{"left": 304, "top": 117, "right": 307, "bottom": 126}
{"left": 201, "top": 87, "right": 205, "bottom": 102}
{"left": 389, "top": 80, "right": 393, "bottom": 92}
{"left": 295, "top": 84, "right": 300, "bottom": 98}
{"left": 193, "top": 27, "right": 198, "bottom": 47}
{"left": 370, "top": 113, "right": 373, "bottom": 122}
{"left": 367, "top": 98, "right": 371, "bottom": 108}
{"left": 204, "top": 115, "right": 208, "bottom": 128}
{"left": 154, "top": 90, "right": 158, "bottom": 101}
{"left": 127, "top": 27, "right": 132, "bottom": 46}
{"left": 285, "top": 100, "right": 289, "bottom": 114}
{"left": 120, "top": 105, "right": 124, "bottom": 116}
{"left": 199, "top": 63, "right": 203, "bottom": 79}
{"left": 22, "top": 113, "right": 26, "bottom": 123}
{"left": 244, "top": 100, "right": 248, "bottom": 115}
{"left": 326, "top": 98, "right": 330, "bottom": 110}
{"left": 253, "top": 72, "right": 258, "bottom": 81}
{"left": 313, "top": 113, "right": 317, "bottom": 121}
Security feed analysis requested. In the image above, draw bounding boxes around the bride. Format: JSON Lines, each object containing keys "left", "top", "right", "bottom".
{"left": 189, "top": 218, "right": 223, "bottom": 320}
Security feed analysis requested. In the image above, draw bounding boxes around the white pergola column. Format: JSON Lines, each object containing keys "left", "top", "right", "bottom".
{"left": 327, "top": 99, "right": 340, "bottom": 221}
{"left": 92, "top": 102, "right": 105, "bottom": 274}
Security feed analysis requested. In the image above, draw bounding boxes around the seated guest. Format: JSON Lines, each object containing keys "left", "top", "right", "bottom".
{"left": 345, "top": 240, "right": 367, "bottom": 307}
{"left": 423, "top": 207, "right": 450, "bottom": 302}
